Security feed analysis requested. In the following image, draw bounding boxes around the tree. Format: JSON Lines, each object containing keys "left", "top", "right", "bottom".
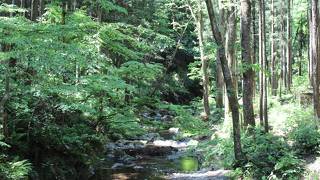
{"left": 280, "top": 0, "right": 287, "bottom": 94}
{"left": 188, "top": 0, "right": 210, "bottom": 120}
{"left": 240, "top": 0, "right": 255, "bottom": 127}
{"left": 311, "top": 0, "right": 320, "bottom": 118}
{"left": 223, "top": 0, "right": 238, "bottom": 120}
{"left": 262, "top": 0, "right": 268, "bottom": 132}
{"left": 287, "top": 0, "right": 292, "bottom": 90}
{"left": 259, "top": 0, "right": 268, "bottom": 131}
{"left": 252, "top": 0, "right": 258, "bottom": 96}
{"left": 205, "top": 0, "right": 245, "bottom": 163}
{"left": 270, "top": 0, "right": 277, "bottom": 96}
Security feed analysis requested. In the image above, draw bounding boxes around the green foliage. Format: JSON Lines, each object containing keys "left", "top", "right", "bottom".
{"left": 40, "top": 4, "right": 63, "bottom": 23}
{"left": 0, "top": 159, "right": 32, "bottom": 180}
{"left": 292, "top": 75, "right": 310, "bottom": 95}
{"left": 81, "top": 0, "right": 128, "bottom": 15}
{"left": 108, "top": 110, "right": 145, "bottom": 139}
{"left": 272, "top": 152, "right": 305, "bottom": 179}
{"left": 198, "top": 128, "right": 305, "bottom": 179}
{"left": 157, "top": 103, "right": 210, "bottom": 137}
{"left": 0, "top": 137, "right": 31, "bottom": 180}
{"left": 287, "top": 108, "right": 320, "bottom": 154}
{"left": 240, "top": 129, "right": 305, "bottom": 179}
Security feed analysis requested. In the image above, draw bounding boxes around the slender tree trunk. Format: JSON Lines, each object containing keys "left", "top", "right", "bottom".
{"left": 286, "top": 0, "right": 292, "bottom": 90}
{"left": 259, "top": 0, "right": 264, "bottom": 126}
{"left": 39, "top": 0, "right": 44, "bottom": 16}
{"left": 271, "top": 0, "right": 277, "bottom": 96}
{"left": 308, "top": 2, "right": 313, "bottom": 85}
{"left": 188, "top": 1, "right": 211, "bottom": 119}
{"left": 281, "top": 0, "right": 288, "bottom": 90}
{"left": 20, "top": 0, "right": 25, "bottom": 17}
{"left": 262, "top": 0, "right": 268, "bottom": 132}
{"left": 311, "top": 0, "right": 320, "bottom": 118}
{"left": 240, "top": 0, "right": 255, "bottom": 127}
{"left": 194, "top": 0, "right": 211, "bottom": 119}
{"left": 252, "top": 0, "right": 257, "bottom": 97}
{"left": 205, "top": 0, "right": 245, "bottom": 164}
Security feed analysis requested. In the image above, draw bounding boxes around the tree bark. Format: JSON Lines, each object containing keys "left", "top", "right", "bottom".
{"left": 258, "top": 0, "right": 264, "bottom": 126}
{"left": 240, "top": 0, "right": 255, "bottom": 127}
{"left": 205, "top": 0, "right": 245, "bottom": 163}
{"left": 308, "top": 2, "right": 313, "bottom": 86}
{"left": 286, "top": 0, "right": 292, "bottom": 90}
{"left": 281, "top": 0, "right": 288, "bottom": 90}
{"left": 262, "top": 0, "right": 268, "bottom": 132}
{"left": 31, "top": 0, "right": 39, "bottom": 21}
{"left": 252, "top": 0, "right": 257, "bottom": 97}
{"left": 311, "top": 0, "right": 320, "bottom": 118}
{"left": 271, "top": 0, "right": 277, "bottom": 96}
{"left": 216, "top": 53, "right": 224, "bottom": 109}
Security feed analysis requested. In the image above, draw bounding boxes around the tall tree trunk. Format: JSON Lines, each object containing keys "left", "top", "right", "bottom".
{"left": 190, "top": 0, "right": 211, "bottom": 119}
{"left": 240, "top": 0, "right": 255, "bottom": 127}
{"left": 271, "top": 0, "right": 277, "bottom": 96}
{"left": 252, "top": 0, "right": 258, "bottom": 97}
{"left": 308, "top": 2, "right": 313, "bottom": 85}
{"left": 227, "top": 2, "right": 237, "bottom": 93}
{"left": 258, "top": 0, "right": 264, "bottom": 126}
{"left": 225, "top": 1, "right": 237, "bottom": 119}
{"left": 281, "top": 0, "right": 288, "bottom": 90}
{"left": 199, "top": 1, "right": 210, "bottom": 119}
{"left": 205, "top": 0, "right": 245, "bottom": 164}
{"left": 311, "top": 0, "right": 320, "bottom": 118}
{"left": 262, "top": 0, "right": 268, "bottom": 132}
{"left": 286, "top": 0, "right": 292, "bottom": 90}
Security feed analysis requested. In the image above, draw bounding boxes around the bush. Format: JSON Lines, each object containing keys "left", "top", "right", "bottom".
{"left": 272, "top": 152, "right": 304, "bottom": 179}
{"left": 288, "top": 121, "right": 320, "bottom": 154}
{"left": 157, "top": 103, "right": 210, "bottom": 137}
{"left": 0, "top": 137, "right": 31, "bottom": 180}
{"left": 241, "top": 129, "right": 291, "bottom": 178}
{"left": 287, "top": 108, "right": 320, "bottom": 154}
{"left": 203, "top": 128, "right": 305, "bottom": 179}
{"left": 108, "top": 111, "right": 145, "bottom": 140}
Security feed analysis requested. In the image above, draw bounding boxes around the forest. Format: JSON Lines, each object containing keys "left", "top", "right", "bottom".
{"left": 1, "top": 0, "right": 320, "bottom": 179}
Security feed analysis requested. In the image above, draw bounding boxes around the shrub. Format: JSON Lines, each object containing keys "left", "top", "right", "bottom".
{"left": 241, "top": 129, "right": 290, "bottom": 178}
{"left": 272, "top": 152, "right": 305, "bottom": 179}
{"left": 0, "top": 137, "right": 31, "bottom": 180}
{"left": 157, "top": 103, "right": 210, "bottom": 137}
{"left": 287, "top": 108, "right": 320, "bottom": 154}
{"left": 288, "top": 121, "right": 320, "bottom": 154}
{"left": 204, "top": 128, "right": 305, "bottom": 179}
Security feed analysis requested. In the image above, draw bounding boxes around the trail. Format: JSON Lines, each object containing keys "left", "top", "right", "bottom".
{"left": 268, "top": 99, "right": 320, "bottom": 179}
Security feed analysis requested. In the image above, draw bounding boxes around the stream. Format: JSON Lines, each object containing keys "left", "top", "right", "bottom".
{"left": 87, "top": 132, "right": 229, "bottom": 180}
{"left": 87, "top": 110, "right": 230, "bottom": 180}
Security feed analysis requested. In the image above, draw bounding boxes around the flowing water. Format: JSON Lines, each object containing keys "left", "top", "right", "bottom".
{"left": 89, "top": 154, "right": 199, "bottom": 179}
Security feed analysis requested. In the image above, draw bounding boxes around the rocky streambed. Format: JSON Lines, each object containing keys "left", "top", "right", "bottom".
{"left": 87, "top": 129, "right": 229, "bottom": 180}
